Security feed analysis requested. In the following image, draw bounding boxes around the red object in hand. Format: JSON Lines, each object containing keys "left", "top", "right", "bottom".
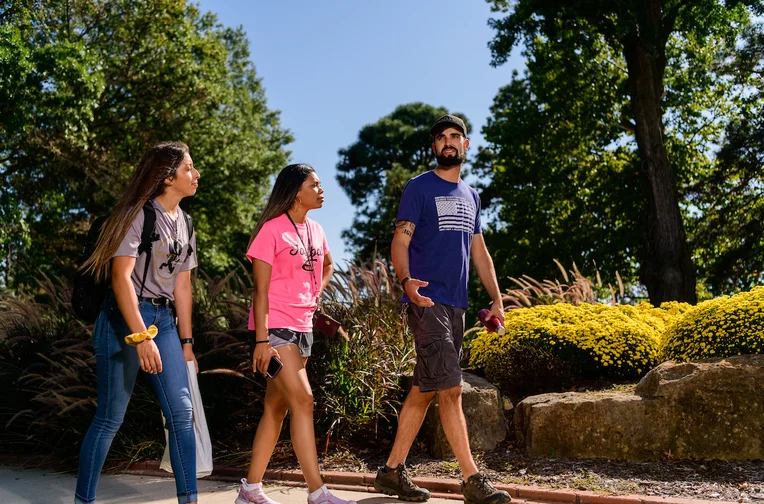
{"left": 478, "top": 309, "right": 505, "bottom": 335}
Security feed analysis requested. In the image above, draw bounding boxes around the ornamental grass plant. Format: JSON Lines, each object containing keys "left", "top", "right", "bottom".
{"left": 0, "top": 259, "right": 414, "bottom": 466}
{"left": 0, "top": 275, "right": 166, "bottom": 468}
{"left": 502, "top": 260, "right": 626, "bottom": 309}
{"left": 308, "top": 258, "right": 415, "bottom": 450}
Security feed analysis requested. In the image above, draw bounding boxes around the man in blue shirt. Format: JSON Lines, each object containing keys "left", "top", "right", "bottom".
{"left": 374, "top": 115, "right": 510, "bottom": 504}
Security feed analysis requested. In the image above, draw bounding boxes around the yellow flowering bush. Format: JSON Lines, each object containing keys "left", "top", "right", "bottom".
{"left": 470, "top": 301, "right": 691, "bottom": 380}
{"left": 661, "top": 286, "right": 764, "bottom": 361}
{"left": 630, "top": 301, "right": 696, "bottom": 329}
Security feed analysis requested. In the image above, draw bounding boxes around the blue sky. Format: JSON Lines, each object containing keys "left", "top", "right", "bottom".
{"left": 195, "top": 0, "right": 525, "bottom": 266}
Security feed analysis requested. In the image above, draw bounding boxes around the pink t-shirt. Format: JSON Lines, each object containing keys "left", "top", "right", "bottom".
{"left": 247, "top": 213, "right": 329, "bottom": 332}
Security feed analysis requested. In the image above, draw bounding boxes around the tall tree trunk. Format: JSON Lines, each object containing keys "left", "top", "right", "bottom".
{"left": 622, "top": 33, "right": 697, "bottom": 304}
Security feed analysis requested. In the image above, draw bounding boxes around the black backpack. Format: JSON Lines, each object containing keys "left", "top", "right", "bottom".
{"left": 72, "top": 202, "right": 194, "bottom": 323}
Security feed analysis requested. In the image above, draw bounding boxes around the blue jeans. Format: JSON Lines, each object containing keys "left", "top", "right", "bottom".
{"left": 75, "top": 295, "right": 197, "bottom": 504}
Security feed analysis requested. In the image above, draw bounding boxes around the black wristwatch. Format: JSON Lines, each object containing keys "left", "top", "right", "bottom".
{"left": 401, "top": 276, "right": 411, "bottom": 288}
{"left": 180, "top": 338, "right": 194, "bottom": 345}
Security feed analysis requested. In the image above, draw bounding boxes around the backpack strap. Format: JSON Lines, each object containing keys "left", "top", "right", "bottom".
{"left": 137, "top": 202, "right": 158, "bottom": 297}
{"left": 181, "top": 209, "right": 194, "bottom": 261}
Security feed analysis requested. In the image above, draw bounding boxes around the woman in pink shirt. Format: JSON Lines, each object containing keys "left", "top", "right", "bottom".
{"left": 235, "top": 164, "right": 355, "bottom": 504}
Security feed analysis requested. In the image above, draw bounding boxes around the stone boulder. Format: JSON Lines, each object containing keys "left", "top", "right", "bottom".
{"left": 514, "top": 354, "right": 764, "bottom": 460}
{"left": 422, "top": 372, "right": 507, "bottom": 459}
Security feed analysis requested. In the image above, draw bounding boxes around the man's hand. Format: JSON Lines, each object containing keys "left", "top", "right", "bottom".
{"left": 488, "top": 301, "right": 505, "bottom": 322}
{"left": 405, "top": 279, "right": 434, "bottom": 307}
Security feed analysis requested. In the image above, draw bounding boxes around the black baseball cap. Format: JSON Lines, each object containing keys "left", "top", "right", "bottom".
{"left": 430, "top": 114, "right": 467, "bottom": 137}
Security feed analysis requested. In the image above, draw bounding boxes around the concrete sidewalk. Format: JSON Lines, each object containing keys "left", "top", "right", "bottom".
{"left": 0, "top": 466, "right": 459, "bottom": 504}
{"left": 0, "top": 465, "right": 736, "bottom": 504}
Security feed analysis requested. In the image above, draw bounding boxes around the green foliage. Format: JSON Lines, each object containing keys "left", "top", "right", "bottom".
{"left": 687, "top": 24, "right": 764, "bottom": 295}
{"left": 483, "top": 343, "right": 575, "bottom": 403}
{"left": 336, "top": 103, "right": 470, "bottom": 261}
{"left": 0, "top": 0, "right": 291, "bottom": 288}
{"left": 308, "top": 259, "right": 415, "bottom": 446}
{"left": 474, "top": 23, "right": 641, "bottom": 292}
{"left": 480, "top": 0, "right": 759, "bottom": 302}
{"left": 0, "top": 270, "right": 273, "bottom": 466}
{"left": 661, "top": 287, "right": 764, "bottom": 362}
{"left": 470, "top": 302, "right": 691, "bottom": 381}
{"left": 0, "top": 260, "right": 415, "bottom": 462}
{"left": 0, "top": 276, "right": 167, "bottom": 465}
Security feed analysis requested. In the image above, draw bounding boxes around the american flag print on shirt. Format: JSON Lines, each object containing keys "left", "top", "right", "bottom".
{"left": 435, "top": 196, "right": 476, "bottom": 233}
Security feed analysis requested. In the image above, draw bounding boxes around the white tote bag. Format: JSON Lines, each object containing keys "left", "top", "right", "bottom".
{"left": 160, "top": 361, "right": 213, "bottom": 477}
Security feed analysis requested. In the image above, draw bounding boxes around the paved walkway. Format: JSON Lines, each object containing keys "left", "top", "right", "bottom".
{"left": 0, "top": 466, "right": 458, "bottom": 504}
{"left": 1, "top": 465, "right": 735, "bottom": 504}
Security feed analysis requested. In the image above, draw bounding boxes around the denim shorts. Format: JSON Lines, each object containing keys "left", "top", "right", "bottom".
{"left": 249, "top": 328, "right": 313, "bottom": 358}
{"left": 407, "top": 302, "right": 465, "bottom": 392}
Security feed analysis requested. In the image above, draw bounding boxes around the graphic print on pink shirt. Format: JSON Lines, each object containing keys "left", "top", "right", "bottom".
{"left": 246, "top": 213, "right": 329, "bottom": 332}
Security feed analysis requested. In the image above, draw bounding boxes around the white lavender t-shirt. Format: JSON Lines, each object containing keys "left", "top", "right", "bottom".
{"left": 113, "top": 199, "right": 198, "bottom": 300}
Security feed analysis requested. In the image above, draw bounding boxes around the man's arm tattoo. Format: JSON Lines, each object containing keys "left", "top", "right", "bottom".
{"left": 396, "top": 221, "right": 415, "bottom": 237}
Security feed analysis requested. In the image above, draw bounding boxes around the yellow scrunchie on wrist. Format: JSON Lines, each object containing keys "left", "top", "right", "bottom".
{"left": 125, "top": 325, "right": 158, "bottom": 346}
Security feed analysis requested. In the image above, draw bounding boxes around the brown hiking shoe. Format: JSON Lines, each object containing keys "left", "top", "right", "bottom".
{"left": 461, "top": 472, "right": 511, "bottom": 504}
{"left": 373, "top": 464, "right": 430, "bottom": 502}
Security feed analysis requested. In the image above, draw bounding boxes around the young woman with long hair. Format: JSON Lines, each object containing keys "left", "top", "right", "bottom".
{"left": 235, "top": 164, "right": 354, "bottom": 504}
{"left": 75, "top": 141, "right": 201, "bottom": 504}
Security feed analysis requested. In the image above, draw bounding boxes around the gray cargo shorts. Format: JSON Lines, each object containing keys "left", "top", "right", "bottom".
{"left": 407, "top": 302, "right": 465, "bottom": 392}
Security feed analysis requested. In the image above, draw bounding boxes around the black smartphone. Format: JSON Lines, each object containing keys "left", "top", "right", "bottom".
{"left": 266, "top": 356, "right": 283, "bottom": 379}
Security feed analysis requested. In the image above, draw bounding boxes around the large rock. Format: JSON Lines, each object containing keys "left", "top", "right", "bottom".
{"left": 514, "top": 355, "right": 764, "bottom": 460}
{"left": 422, "top": 372, "right": 507, "bottom": 459}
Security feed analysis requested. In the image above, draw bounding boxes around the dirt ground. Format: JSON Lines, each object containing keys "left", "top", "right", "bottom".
{"left": 261, "top": 440, "right": 764, "bottom": 502}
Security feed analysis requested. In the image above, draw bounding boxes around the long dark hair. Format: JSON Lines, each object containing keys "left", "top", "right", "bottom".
{"left": 81, "top": 141, "right": 189, "bottom": 281}
{"left": 248, "top": 163, "right": 315, "bottom": 247}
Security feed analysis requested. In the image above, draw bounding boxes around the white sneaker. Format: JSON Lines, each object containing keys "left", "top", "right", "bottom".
{"left": 235, "top": 478, "right": 282, "bottom": 504}
{"left": 307, "top": 488, "right": 357, "bottom": 504}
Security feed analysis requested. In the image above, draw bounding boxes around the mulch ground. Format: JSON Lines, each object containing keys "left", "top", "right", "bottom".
{"left": 251, "top": 440, "right": 764, "bottom": 502}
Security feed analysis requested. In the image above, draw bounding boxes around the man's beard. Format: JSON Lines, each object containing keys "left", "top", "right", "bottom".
{"left": 436, "top": 149, "right": 466, "bottom": 167}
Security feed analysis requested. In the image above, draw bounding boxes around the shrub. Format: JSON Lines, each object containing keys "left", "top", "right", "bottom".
{"left": 483, "top": 343, "right": 576, "bottom": 402}
{"left": 661, "top": 286, "right": 764, "bottom": 362}
{"left": 186, "top": 268, "right": 269, "bottom": 466}
{"left": 0, "top": 259, "right": 415, "bottom": 464}
{"left": 309, "top": 259, "right": 415, "bottom": 449}
{"left": 0, "top": 276, "right": 165, "bottom": 468}
{"left": 470, "top": 302, "right": 689, "bottom": 382}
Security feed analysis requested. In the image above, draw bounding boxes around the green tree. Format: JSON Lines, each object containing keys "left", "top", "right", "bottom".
{"left": 474, "top": 33, "right": 642, "bottom": 291}
{"left": 688, "top": 24, "right": 764, "bottom": 294}
{"left": 336, "top": 103, "right": 471, "bottom": 261}
{"left": 0, "top": 0, "right": 291, "bottom": 288}
{"left": 483, "top": 0, "right": 759, "bottom": 304}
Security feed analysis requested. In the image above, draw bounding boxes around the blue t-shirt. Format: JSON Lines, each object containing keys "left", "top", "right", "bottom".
{"left": 397, "top": 170, "right": 482, "bottom": 309}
